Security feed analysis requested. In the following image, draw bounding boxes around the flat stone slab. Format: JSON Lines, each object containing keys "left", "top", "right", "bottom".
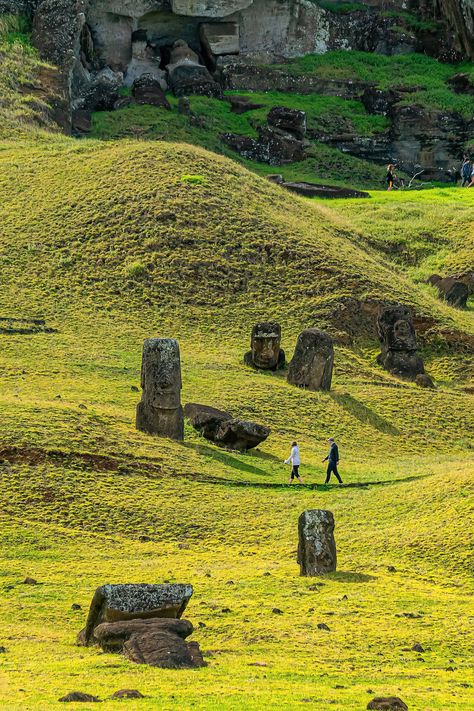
{"left": 78, "top": 583, "right": 193, "bottom": 646}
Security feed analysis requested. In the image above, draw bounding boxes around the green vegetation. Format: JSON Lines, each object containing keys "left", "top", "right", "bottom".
{"left": 0, "top": 25, "right": 473, "bottom": 711}
{"left": 274, "top": 51, "right": 474, "bottom": 118}
{"left": 314, "top": 0, "right": 366, "bottom": 14}
{"left": 382, "top": 10, "right": 440, "bottom": 33}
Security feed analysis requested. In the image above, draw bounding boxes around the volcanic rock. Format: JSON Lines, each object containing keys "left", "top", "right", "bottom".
{"left": 59, "top": 692, "right": 101, "bottom": 703}
{"left": 428, "top": 275, "right": 469, "bottom": 308}
{"left": 132, "top": 75, "right": 171, "bottom": 109}
{"left": 367, "top": 698, "right": 408, "bottom": 711}
{"left": 288, "top": 329, "right": 334, "bottom": 391}
{"left": 298, "top": 510, "right": 337, "bottom": 576}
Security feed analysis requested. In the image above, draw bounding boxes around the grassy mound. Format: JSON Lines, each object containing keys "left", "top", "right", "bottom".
{"left": 0, "top": 35, "right": 473, "bottom": 711}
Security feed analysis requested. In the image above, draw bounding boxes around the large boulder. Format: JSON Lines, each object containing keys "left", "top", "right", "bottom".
{"left": 132, "top": 74, "right": 171, "bottom": 109}
{"left": 167, "top": 40, "right": 222, "bottom": 98}
{"left": 367, "top": 698, "right": 408, "bottom": 711}
{"left": 267, "top": 106, "right": 306, "bottom": 140}
{"left": 81, "top": 68, "right": 122, "bottom": 112}
{"left": 183, "top": 403, "right": 231, "bottom": 441}
{"left": 77, "top": 583, "right": 193, "bottom": 646}
{"left": 428, "top": 274, "right": 469, "bottom": 308}
{"left": 287, "top": 329, "right": 334, "bottom": 391}
{"left": 297, "top": 510, "right": 337, "bottom": 576}
{"left": 94, "top": 618, "right": 205, "bottom": 669}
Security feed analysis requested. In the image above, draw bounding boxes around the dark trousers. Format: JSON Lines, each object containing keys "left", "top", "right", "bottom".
{"left": 325, "top": 462, "right": 342, "bottom": 484}
{"left": 291, "top": 465, "right": 300, "bottom": 480}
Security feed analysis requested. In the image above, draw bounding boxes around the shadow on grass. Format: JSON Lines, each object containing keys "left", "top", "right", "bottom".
{"left": 330, "top": 391, "right": 400, "bottom": 436}
{"left": 183, "top": 442, "right": 271, "bottom": 477}
{"left": 326, "top": 571, "right": 377, "bottom": 583}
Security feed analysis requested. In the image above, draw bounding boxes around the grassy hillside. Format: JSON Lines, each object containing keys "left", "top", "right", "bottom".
{"left": 0, "top": 28, "right": 473, "bottom": 711}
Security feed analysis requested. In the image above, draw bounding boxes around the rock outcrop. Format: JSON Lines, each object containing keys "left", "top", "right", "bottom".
{"left": 287, "top": 329, "right": 334, "bottom": 392}
{"left": 244, "top": 322, "right": 285, "bottom": 371}
{"left": 428, "top": 274, "right": 469, "bottom": 308}
{"left": 184, "top": 403, "right": 270, "bottom": 451}
{"left": 297, "top": 510, "right": 337, "bottom": 576}
{"left": 136, "top": 338, "right": 184, "bottom": 441}
{"left": 167, "top": 40, "right": 222, "bottom": 98}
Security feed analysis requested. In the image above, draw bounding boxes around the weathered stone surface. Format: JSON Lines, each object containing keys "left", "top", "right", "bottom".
{"left": 367, "top": 698, "right": 408, "bottom": 711}
{"left": 123, "top": 629, "right": 205, "bottom": 668}
{"left": 71, "top": 109, "right": 92, "bottom": 134}
{"left": 59, "top": 691, "right": 101, "bottom": 703}
{"left": 244, "top": 322, "right": 285, "bottom": 371}
{"left": 171, "top": 0, "right": 252, "bottom": 17}
{"left": 228, "top": 95, "right": 265, "bottom": 114}
{"left": 81, "top": 68, "right": 122, "bottom": 112}
{"left": 428, "top": 275, "right": 469, "bottom": 308}
{"left": 415, "top": 373, "right": 435, "bottom": 389}
{"left": 222, "top": 125, "right": 306, "bottom": 166}
{"left": 136, "top": 338, "right": 184, "bottom": 440}
{"left": 167, "top": 40, "right": 222, "bottom": 98}
{"left": 125, "top": 35, "right": 168, "bottom": 88}
{"left": 267, "top": 107, "right": 306, "bottom": 140}
{"left": 183, "top": 403, "right": 232, "bottom": 441}
{"left": 277, "top": 180, "right": 369, "bottom": 200}
{"left": 376, "top": 305, "right": 425, "bottom": 380}
{"left": 200, "top": 22, "right": 239, "bottom": 56}
{"left": 287, "top": 329, "right": 334, "bottom": 392}
{"left": 297, "top": 510, "right": 337, "bottom": 576}
{"left": 78, "top": 583, "right": 193, "bottom": 646}
{"left": 132, "top": 74, "right": 171, "bottom": 109}
{"left": 94, "top": 618, "right": 193, "bottom": 650}
{"left": 215, "top": 418, "right": 270, "bottom": 451}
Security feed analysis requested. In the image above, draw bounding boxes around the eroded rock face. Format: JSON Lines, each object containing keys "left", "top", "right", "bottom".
{"left": 172, "top": 0, "right": 253, "bottom": 17}
{"left": 167, "top": 40, "right": 222, "bottom": 97}
{"left": 78, "top": 583, "right": 193, "bottom": 646}
{"left": 132, "top": 73, "right": 171, "bottom": 107}
{"left": 244, "top": 322, "right": 285, "bottom": 371}
{"left": 183, "top": 403, "right": 232, "bottom": 441}
{"left": 287, "top": 329, "right": 334, "bottom": 392}
{"left": 376, "top": 305, "right": 425, "bottom": 380}
{"left": 297, "top": 510, "right": 337, "bottom": 576}
{"left": 267, "top": 106, "right": 306, "bottom": 141}
{"left": 136, "top": 338, "right": 184, "bottom": 440}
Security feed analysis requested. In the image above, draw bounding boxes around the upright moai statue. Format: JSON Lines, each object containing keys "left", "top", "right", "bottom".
{"left": 297, "top": 510, "right": 337, "bottom": 576}
{"left": 287, "top": 328, "right": 334, "bottom": 391}
{"left": 136, "top": 338, "right": 184, "bottom": 441}
{"left": 244, "top": 322, "right": 285, "bottom": 371}
{"left": 376, "top": 305, "right": 425, "bottom": 380}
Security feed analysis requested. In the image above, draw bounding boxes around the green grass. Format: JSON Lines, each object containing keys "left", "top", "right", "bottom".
{"left": 0, "top": 29, "right": 473, "bottom": 711}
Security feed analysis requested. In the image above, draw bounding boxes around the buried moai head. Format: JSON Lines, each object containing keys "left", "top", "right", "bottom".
{"left": 136, "top": 338, "right": 184, "bottom": 440}
{"left": 244, "top": 322, "right": 285, "bottom": 370}
{"left": 287, "top": 328, "right": 334, "bottom": 391}
{"left": 376, "top": 305, "right": 425, "bottom": 379}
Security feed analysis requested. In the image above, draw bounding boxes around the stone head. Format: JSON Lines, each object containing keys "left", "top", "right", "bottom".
{"left": 251, "top": 322, "right": 281, "bottom": 369}
{"left": 378, "top": 305, "right": 417, "bottom": 352}
{"left": 140, "top": 338, "right": 182, "bottom": 409}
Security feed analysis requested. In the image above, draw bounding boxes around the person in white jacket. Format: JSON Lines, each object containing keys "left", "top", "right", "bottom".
{"left": 285, "top": 441, "right": 303, "bottom": 485}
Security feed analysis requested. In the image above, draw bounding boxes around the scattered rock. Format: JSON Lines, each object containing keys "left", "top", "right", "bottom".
{"left": 272, "top": 608, "right": 283, "bottom": 615}
{"left": 71, "top": 603, "right": 82, "bottom": 611}
{"left": 136, "top": 338, "right": 184, "bottom": 441}
{"left": 244, "top": 322, "right": 285, "bottom": 371}
{"left": 297, "top": 510, "right": 337, "bottom": 576}
{"left": 59, "top": 691, "right": 101, "bottom": 703}
{"left": 23, "top": 577, "right": 37, "bottom": 585}
{"left": 226, "top": 580, "right": 235, "bottom": 585}
{"left": 221, "top": 608, "right": 231, "bottom": 613}
{"left": 138, "top": 535, "right": 151, "bottom": 542}
{"left": 267, "top": 106, "right": 306, "bottom": 140}
{"left": 77, "top": 583, "right": 193, "bottom": 646}
{"left": 387, "top": 566, "right": 396, "bottom": 573}
{"left": 178, "top": 97, "right": 191, "bottom": 115}
{"left": 132, "top": 74, "right": 171, "bottom": 109}
{"left": 228, "top": 95, "right": 265, "bottom": 114}
{"left": 396, "top": 612, "right": 423, "bottom": 619}
{"left": 288, "top": 329, "right": 334, "bottom": 392}
{"left": 0, "top": 646, "right": 6, "bottom": 653}
{"left": 317, "top": 623, "right": 330, "bottom": 631}
{"left": 415, "top": 373, "right": 435, "bottom": 389}
{"left": 411, "top": 643, "right": 424, "bottom": 652}
{"left": 167, "top": 40, "right": 222, "bottom": 98}
{"left": 110, "top": 689, "right": 144, "bottom": 699}
{"left": 248, "top": 661, "right": 268, "bottom": 667}
{"left": 130, "top": 385, "right": 139, "bottom": 392}
{"left": 367, "top": 697, "right": 408, "bottom": 710}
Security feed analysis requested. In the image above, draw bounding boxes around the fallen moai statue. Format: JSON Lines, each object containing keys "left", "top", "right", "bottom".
{"left": 298, "top": 510, "right": 337, "bottom": 576}
{"left": 77, "top": 584, "right": 204, "bottom": 669}
{"left": 184, "top": 402, "right": 270, "bottom": 451}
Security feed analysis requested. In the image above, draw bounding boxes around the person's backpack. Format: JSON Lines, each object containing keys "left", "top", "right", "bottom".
{"left": 463, "top": 162, "right": 471, "bottom": 179}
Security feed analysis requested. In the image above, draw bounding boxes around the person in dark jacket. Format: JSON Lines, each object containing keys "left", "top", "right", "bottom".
{"left": 322, "top": 437, "right": 343, "bottom": 484}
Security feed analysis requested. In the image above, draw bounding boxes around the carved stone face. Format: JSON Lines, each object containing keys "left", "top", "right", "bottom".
{"left": 390, "top": 318, "right": 417, "bottom": 351}
{"left": 251, "top": 323, "right": 281, "bottom": 369}
{"left": 141, "top": 338, "right": 182, "bottom": 409}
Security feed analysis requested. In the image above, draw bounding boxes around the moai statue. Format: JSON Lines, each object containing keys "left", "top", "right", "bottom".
{"left": 244, "top": 322, "right": 285, "bottom": 371}
{"left": 297, "top": 510, "right": 337, "bottom": 576}
{"left": 287, "top": 328, "right": 334, "bottom": 391}
{"left": 136, "top": 338, "right": 184, "bottom": 440}
{"left": 376, "top": 305, "right": 425, "bottom": 380}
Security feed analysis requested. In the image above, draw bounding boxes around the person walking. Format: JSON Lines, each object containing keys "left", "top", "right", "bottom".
{"left": 285, "top": 441, "right": 303, "bottom": 485}
{"left": 468, "top": 162, "right": 474, "bottom": 188}
{"left": 461, "top": 158, "right": 471, "bottom": 187}
{"left": 386, "top": 164, "right": 396, "bottom": 191}
{"left": 322, "top": 437, "right": 343, "bottom": 484}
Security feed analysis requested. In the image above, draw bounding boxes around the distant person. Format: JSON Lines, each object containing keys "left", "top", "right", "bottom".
{"left": 468, "top": 163, "right": 474, "bottom": 188}
{"left": 461, "top": 158, "right": 471, "bottom": 187}
{"left": 322, "top": 437, "right": 343, "bottom": 485}
{"left": 386, "top": 164, "right": 396, "bottom": 191}
{"left": 285, "top": 441, "right": 303, "bottom": 485}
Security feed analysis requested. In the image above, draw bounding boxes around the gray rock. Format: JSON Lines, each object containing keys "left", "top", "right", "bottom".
{"left": 287, "top": 329, "right": 334, "bottom": 392}
{"left": 367, "top": 698, "right": 408, "bottom": 711}
{"left": 59, "top": 692, "right": 101, "bottom": 703}
{"left": 132, "top": 74, "right": 171, "bottom": 109}
{"left": 376, "top": 305, "right": 425, "bottom": 380}
{"left": 184, "top": 403, "right": 232, "bottom": 441}
{"left": 78, "top": 583, "right": 193, "bottom": 646}
{"left": 167, "top": 40, "right": 222, "bottom": 98}
{"left": 200, "top": 22, "right": 240, "bottom": 56}
{"left": 214, "top": 418, "right": 270, "bottom": 451}
{"left": 267, "top": 106, "right": 306, "bottom": 140}
{"left": 297, "top": 510, "right": 337, "bottom": 576}
{"left": 136, "top": 338, "right": 184, "bottom": 440}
